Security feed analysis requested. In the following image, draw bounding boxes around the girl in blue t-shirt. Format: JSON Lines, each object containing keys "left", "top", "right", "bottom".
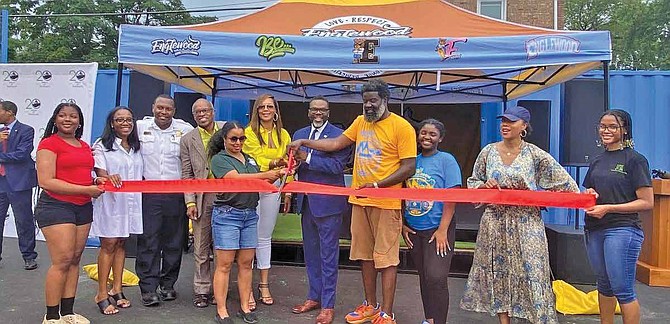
{"left": 402, "top": 119, "right": 462, "bottom": 324}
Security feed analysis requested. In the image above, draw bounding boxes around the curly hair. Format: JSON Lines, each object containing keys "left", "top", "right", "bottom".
{"left": 208, "top": 121, "right": 245, "bottom": 159}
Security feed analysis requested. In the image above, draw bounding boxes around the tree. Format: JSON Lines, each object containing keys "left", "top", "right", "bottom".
{"left": 565, "top": 0, "right": 670, "bottom": 70}
{"left": 1, "top": 0, "right": 216, "bottom": 68}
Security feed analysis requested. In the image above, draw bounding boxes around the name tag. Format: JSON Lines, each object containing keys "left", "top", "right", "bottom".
{"left": 170, "top": 131, "right": 183, "bottom": 143}
{"left": 248, "top": 159, "right": 257, "bottom": 166}
{"left": 140, "top": 132, "right": 154, "bottom": 142}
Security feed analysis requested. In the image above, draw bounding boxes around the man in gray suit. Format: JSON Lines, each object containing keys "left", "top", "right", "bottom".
{"left": 180, "top": 98, "right": 225, "bottom": 308}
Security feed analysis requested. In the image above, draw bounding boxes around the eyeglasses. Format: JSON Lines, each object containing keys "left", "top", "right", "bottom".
{"left": 309, "top": 108, "right": 330, "bottom": 113}
{"left": 114, "top": 118, "right": 134, "bottom": 124}
{"left": 257, "top": 105, "right": 275, "bottom": 111}
{"left": 193, "top": 108, "right": 213, "bottom": 116}
{"left": 598, "top": 124, "right": 621, "bottom": 133}
{"left": 227, "top": 136, "right": 247, "bottom": 143}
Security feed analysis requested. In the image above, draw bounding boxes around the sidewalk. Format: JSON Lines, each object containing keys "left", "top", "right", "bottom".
{"left": 1, "top": 238, "right": 669, "bottom": 323}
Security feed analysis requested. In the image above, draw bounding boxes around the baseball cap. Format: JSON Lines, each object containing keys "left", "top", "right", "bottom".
{"left": 497, "top": 106, "right": 530, "bottom": 123}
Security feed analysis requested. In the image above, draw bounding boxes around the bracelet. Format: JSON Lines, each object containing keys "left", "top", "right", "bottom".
{"left": 93, "top": 177, "right": 101, "bottom": 185}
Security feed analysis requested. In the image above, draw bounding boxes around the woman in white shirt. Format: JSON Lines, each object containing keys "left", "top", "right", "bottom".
{"left": 91, "top": 107, "right": 143, "bottom": 315}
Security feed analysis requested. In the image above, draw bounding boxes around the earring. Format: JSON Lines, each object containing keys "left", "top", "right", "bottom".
{"left": 273, "top": 112, "right": 279, "bottom": 122}
{"left": 78, "top": 125, "right": 82, "bottom": 129}
{"left": 520, "top": 129, "right": 527, "bottom": 138}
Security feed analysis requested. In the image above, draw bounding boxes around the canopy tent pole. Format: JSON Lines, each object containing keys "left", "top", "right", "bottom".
{"left": 502, "top": 81, "right": 508, "bottom": 111}
{"left": 115, "top": 63, "right": 124, "bottom": 107}
{"left": 603, "top": 60, "right": 610, "bottom": 111}
{"left": 211, "top": 77, "right": 218, "bottom": 106}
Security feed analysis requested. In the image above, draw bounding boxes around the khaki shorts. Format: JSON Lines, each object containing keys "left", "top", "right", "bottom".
{"left": 350, "top": 205, "right": 402, "bottom": 269}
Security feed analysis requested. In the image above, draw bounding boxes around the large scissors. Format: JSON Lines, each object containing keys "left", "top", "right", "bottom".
{"left": 276, "top": 149, "right": 296, "bottom": 200}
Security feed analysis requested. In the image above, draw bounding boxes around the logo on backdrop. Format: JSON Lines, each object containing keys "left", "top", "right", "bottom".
{"left": 436, "top": 38, "right": 468, "bottom": 61}
{"left": 61, "top": 98, "right": 77, "bottom": 104}
{"left": 255, "top": 35, "right": 296, "bottom": 61}
{"left": 69, "top": 70, "right": 86, "bottom": 88}
{"left": 151, "top": 35, "right": 201, "bottom": 57}
{"left": 2, "top": 70, "right": 20, "bottom": 87}
{"left": 24, "top": 98, "right": 41, "bottom": 116}
{"left": 36, "top": 70, "right": 53, "bottom": 87}
{"left": 303, "top": 15, "right": 412, "bottom": 78}
{"left": 353, "top": 38, "right": 380, "bottom": 64}
{"left": 525, "top": 36, "right": 580, "bottom": 60}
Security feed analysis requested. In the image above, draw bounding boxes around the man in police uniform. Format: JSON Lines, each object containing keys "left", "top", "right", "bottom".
{"left": 136, "top": 94, "right": 194, "bottom": 306}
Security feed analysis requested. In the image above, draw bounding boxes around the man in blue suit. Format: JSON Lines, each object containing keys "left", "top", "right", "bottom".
{"left": 0, "top": 100, "right": 39, "bottom": 270}
{"left": 290, "top": 96, "right": 351, "bottom": 324}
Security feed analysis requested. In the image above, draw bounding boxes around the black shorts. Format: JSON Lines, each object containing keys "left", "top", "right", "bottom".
{"left": 34, "top": 192, "right": 93, "bottom": 228}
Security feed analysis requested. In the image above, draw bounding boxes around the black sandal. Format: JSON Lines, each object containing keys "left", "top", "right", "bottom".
{"left": 109, "top": 291, "right": 131, "bottom": 308}
{"left": 257, "top": 283, "right": 274, "bottom": 306}
{"left": 237, "top": 310, "right": 259, "bottom": 324}
{"left": 96, "top": 297, "right": 119, "bottom": 315}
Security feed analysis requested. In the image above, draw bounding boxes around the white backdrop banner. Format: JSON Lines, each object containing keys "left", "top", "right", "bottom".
{"left": 1, "top": 62, "right": 98, "bottom": 241}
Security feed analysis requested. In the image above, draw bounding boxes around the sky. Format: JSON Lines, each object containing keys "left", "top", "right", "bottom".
{"left": 180, "top": 0, "right": 278, "bottom": 20}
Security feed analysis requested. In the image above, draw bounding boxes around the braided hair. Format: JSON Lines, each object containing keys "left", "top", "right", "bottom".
{"left": 42, "top": 103, "right": 84, "bottom": 140}
{"left": 600, "top": 109, "right": 634, "bottom": 148}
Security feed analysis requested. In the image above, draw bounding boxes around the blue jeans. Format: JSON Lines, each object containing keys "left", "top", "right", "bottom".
{"left": 212, "top": 205, "right": 258, "bottom": 250}
{"left": 585, "top": 226, "right": 644, "bottom": 304}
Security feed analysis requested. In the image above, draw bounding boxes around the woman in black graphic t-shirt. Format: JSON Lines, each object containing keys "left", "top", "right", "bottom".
{"left": 582, "top": 109, "right": 653, "bottom": 324}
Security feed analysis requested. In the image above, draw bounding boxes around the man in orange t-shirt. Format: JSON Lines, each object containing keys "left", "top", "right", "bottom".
{"left": 289, "top": 79, "right": 416, "bottom": 324}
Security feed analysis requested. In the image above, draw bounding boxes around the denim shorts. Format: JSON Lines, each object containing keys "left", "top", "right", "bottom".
{"left": 211, "top": 205, "right": 259, "bottom": 250}
{"left": 585, "top": 226, "right": 644, "bottom": 304}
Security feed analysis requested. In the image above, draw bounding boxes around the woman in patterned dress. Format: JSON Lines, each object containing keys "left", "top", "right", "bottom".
{"left": 460, "top": 106, "right": 579, "bottom": 324}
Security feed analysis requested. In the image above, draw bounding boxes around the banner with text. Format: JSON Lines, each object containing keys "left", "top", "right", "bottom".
{"left": 1, "top": 62, "right": 98, "bottom": 241}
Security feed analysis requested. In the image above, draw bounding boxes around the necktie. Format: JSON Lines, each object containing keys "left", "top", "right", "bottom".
{"left": 0, "top": 127, "right": 8, "bottom": 176}
{"left": 308, "top": 128, "right": 319, "bottom": 154}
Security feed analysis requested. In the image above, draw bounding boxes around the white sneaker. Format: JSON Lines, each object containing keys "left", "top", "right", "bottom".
{"left": 61, "top": 314, "right": 90, "bottom": 324}
{"left": 42, "top": 315, "right": 64, "bottom": 324}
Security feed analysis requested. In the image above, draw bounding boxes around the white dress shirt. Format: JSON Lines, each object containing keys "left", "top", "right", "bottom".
{"left": 305, "top": 121, "right": 328, "bottom": 165}
{"left": 136, "top": 117, "right": 194, "bottom": 180}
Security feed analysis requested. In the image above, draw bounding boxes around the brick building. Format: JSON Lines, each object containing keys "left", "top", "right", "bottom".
{"left": 446, "top": 0, "right": 564, "bottom": 29}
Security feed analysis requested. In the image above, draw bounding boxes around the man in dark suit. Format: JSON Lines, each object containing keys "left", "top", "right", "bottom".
{"left": 0, "top": 100, "right": 38, "bottom": 270}
{"left": 290, "top": 96, "right": 351, "bottom": 324}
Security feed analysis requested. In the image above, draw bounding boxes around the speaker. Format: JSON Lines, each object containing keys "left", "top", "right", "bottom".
{"left": 545, "top": 224, "right": 596, "bottom": 284}
{"left": 128, "top": 71, "right": 170, "bottom": 118}
{"left": 518, "top": 100, "right": 551, "bottom": 153}
{"left": 560, "top": 79, "right": 605, "bottom": 165}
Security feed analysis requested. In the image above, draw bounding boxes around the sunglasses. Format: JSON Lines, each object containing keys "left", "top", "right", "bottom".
{"left": 257, "top": 105, "right": 276, "bottom": 111}
{"left": 227, "top": 136, "right": 247, "bottom": 142}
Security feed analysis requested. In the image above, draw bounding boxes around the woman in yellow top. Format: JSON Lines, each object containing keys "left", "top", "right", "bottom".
{"left": 243, "top": 94, "right": 291, "bottom": 308}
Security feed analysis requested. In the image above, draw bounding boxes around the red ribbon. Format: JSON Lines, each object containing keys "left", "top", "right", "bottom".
{"left": 102, "top": 179, "right": 594, "bottom": 209}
